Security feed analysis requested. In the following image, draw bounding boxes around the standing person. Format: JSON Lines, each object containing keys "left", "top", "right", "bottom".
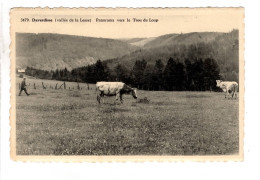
{"left": 19, "top": 77, "right": 30, "bottom": 96}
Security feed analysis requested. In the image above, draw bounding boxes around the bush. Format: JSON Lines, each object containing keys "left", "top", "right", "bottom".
{"left": 137, "top": 97, "right": 150, "bottom": 104}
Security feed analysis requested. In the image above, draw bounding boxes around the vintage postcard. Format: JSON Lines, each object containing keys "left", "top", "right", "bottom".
{"left": 10, "top": 8, "right": 244, "bottom": 162}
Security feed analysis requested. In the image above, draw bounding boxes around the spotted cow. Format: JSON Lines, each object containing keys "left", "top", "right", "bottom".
{"left": 216, "top": 80, "right": 238, "bottom": 99}
{"left": 96, "top": 82, "right": 137, "bottom": 104}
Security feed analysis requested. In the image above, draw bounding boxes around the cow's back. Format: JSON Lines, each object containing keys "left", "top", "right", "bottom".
{"left": 96, "top": 82, "right": 125, "bottom": 95}
{"left": 222, "top": 81, "right": 238, "bottom": 91}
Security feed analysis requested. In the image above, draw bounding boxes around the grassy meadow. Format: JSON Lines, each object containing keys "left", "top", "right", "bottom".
{"left": 15, "top": 77, "right": 239, "bottom": 155}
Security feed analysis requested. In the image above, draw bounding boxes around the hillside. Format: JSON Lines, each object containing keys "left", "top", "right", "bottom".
{"left": 106, "top": 30, "right": 239, "bottom": 81}
{"left": 143, "top": 32, "right": 222, "bottom": 49}
{"left": 119, "top": 37, "right": 156, "bottom": 47}
{"left": 119, "top": 38, "right": 146, "bottom": 44}
{"left": 16, "top": 33, "right": 138, "bottom": 70}
{"left": 17, "top": 31, "right": 239, "bottom": 82}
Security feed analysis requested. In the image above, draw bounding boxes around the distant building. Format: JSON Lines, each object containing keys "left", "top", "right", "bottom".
{"left": 17, "top": 68, "right": 26, "bottom": 73}
{"left": 17, "top": 68, "right": 26, "bottom": 78}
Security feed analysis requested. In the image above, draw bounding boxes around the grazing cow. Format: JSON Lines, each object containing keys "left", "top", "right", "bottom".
{"left": 216, "top": 80, "right": 238, "bottom": 99}
{"left": 96, "top": 82, "right": 137, "bottom": 104}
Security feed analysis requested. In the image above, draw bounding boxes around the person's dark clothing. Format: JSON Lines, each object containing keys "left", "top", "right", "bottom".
{"left": 21, "top": 80, "right": 26, "bottom": 89}
{"left": 19, "top": 80, "right": 29, "bottom": 96}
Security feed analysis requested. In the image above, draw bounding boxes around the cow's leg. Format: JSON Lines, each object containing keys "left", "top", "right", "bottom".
{"left": 230, "top": 90, "right": 234, "bottom": 99}
{"left": 115, "top": 93, "right": 119, "bottom": 101}
{"left": 97, "top": 92, "right": 104, "bottom": 104}
{"left": 227, "top": 90, "right": 232, "bottom": 99}
{"left": 102, "top": 94, "right": 105, "bottom": 104}
{"left": 234, "top": 90, "right": 237, "bottom": 99}
{"left": 97, "top": 94, "right": 101, "bottom": 104}
{"left": 113, "top": 93, "right": 119, "bottom": 105}
{"left": 231, "top": 91, "right": 235, "bottom": 99}
{"left": 114, "top": 90, "right": 121, "bottom": 104}
{"left": 120, "top": 94, "right": 123, "bottom": 104}
{"left": 235, "top": 86, "right": 238, "bottom": 99}
{"left": 100, "top": 94, "right": 105, "bottom": 104}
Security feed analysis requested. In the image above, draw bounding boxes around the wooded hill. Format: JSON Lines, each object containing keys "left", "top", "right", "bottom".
{"left": 18, "top": 30, "right": 239, "bottom": 82}
{"left": 109, "top": 30, "right": 239, "bottom": 82}
{"left": 16, "top": 33, "right": 138, "bottom": 71}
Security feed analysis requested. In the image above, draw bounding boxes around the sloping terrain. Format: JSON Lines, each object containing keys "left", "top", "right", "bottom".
{"left": 16, "top": 77, "right": 239, "bottom": 155}
{"left": 16, "top": 33, "right": 138, "bottom": 70}
{"left": 119, "top": 37, "right": 156, "bottom": 47}
{"left": 16, "top": 30, "right": 239, "bottom": 81}
{"left": 106, "top": 30, "right": 239, "bottom": 81}
{"left": 143, "top": 32, "right": 222, "bottom": 49}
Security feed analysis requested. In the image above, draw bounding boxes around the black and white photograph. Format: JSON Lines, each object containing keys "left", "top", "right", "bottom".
{"left": 10, "top": 8, "right": 244, "bottom": 161}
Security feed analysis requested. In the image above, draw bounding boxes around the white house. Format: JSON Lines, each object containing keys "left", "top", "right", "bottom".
{"left": 17, "top": 68, "right": 26, "bottom": 73}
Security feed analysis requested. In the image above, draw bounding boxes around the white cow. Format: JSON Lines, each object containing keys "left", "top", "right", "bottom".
{"left": 96, "top": 82, "right": 137, "bottom": 104}
{"left": 216, "top": 80, "right": 238, "bottom": 99}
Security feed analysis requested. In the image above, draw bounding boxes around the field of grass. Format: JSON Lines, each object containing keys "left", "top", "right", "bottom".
{"left": 15, "top": 77, "right": 239, "bottom": 155}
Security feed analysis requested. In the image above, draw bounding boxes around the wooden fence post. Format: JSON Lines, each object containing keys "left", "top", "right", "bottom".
{"left": 42, "top": 82, "right": 46, "bottom": 89}
{"left": 58, "top": 83, "right": 64, "bottom": 89}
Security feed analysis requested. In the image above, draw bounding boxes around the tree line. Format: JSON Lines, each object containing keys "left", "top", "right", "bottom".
{"left": 25, "top": 57, "right": 222, "bottom": 91}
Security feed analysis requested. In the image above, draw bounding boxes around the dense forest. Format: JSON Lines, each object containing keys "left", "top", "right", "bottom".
{"left": 25, "top": 57, "right": 222, "bottom": 91}
{"left": 17, "top": 30, "right": 239, "bottom": 83}
{"left": 106, "top": 30, "right": 239, "bottom": 83}
{"left": 22, "top": 30, "right": 239, "bottom": 91}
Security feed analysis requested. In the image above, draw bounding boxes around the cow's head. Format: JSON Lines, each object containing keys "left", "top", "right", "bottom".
{"left": 216, "top": 80, "right": 227, "bottom": 92}
{"left": 216, "top": 80, "right": 222, "bottom": 87}
{"left": 131, "top": 88, "right": 137, "bottom": 99}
